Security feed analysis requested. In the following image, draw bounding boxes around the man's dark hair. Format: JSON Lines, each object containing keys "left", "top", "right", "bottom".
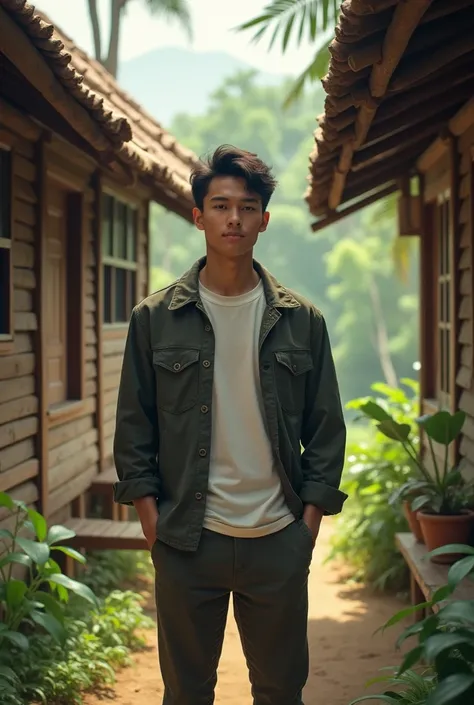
{"left": 190, "top": 145, "right": 278, "bottom": 211}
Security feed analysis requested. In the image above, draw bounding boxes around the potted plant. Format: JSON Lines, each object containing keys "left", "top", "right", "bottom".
{"left": 359, "top": 403, "right": 474, "bottom": 563}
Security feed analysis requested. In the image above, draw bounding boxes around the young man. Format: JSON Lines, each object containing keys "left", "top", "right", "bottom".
{"left": 113, "top": 145, "right": 347, "bottom": 705}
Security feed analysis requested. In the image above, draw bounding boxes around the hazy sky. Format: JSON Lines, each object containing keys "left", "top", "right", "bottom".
{"left": 36, "top": 0, "right": 317, "bottom": 75}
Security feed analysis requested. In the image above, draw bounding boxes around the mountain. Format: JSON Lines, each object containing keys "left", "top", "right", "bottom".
{"left": 118, "top": 47, "right": 287, "bottom": 127}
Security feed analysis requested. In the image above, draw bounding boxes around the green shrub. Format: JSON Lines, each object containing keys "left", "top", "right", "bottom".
{"left": 81, "top": 549, "right": 154, "bottom": 597}
{"left": 0, "top": 492, "right": 154, "bottom": 704}
{"left": 328, "top": 379, "right": 420, "bottom": 591}
{"left": 349, "top": 543, "right": 474, "bottom": 705}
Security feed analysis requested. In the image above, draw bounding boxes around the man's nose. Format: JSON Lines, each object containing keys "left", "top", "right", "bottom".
{"left": 227, "top": 208, "right": 241, "bottom": 226}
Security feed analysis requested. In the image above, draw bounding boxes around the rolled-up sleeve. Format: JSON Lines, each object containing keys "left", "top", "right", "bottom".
{"left": 113, "top": 306, "right": 160, "bottom": 505}
{"left": 300, "top": 308, "right": 347, "bottom": 515}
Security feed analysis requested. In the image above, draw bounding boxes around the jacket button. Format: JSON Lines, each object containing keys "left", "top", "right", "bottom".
{"left": 203, "top": 360, "right": 211, "bottom": 368}
{"left": 204, "top": 325, "right": 211, "bottom": 332}
{"left": 173, "top": 362, "right": 181, "bottom": 371}
{"left": 195, "top": 492, "right": 203, "bottom": 500}
{"left": 201, "top": 405, "right": 209, "bottom": 414}
{"left": 199, "top": 448, "right": 207, "bottom": 457}
{"left": 263, "top": 362, "right": 270, "bottom": 371}
{"left": 292, "top": 364, "right": 297, "bottom": 372}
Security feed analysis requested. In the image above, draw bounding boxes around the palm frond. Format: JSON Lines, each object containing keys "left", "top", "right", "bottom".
{"left": 235, "top": 0, "right": 336, "bottom": 54}
{"left": 282, "top": 34, "right": 331, "bottom": 108}
{"left": 143, "top": 0, "right": 193, "bottom": 40}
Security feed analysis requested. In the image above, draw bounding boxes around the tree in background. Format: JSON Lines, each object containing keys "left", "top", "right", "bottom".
{"left": 150, "top": 70, "right": 419, "bottom": 403}
{"left": 86, "top": 0, "right": 192, "bottom": 76}
{"left": 237, "top": 0, "right": 339, "bottom": 106}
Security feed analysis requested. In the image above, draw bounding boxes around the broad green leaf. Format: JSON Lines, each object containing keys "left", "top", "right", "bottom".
{"left": 360, "top": 401, "right": 392, "bottom": 423}
{"left": 52, "top": 545, "right": 87, "bottom": 564}
{"left": 380, "top": 601, "right": 433, "bottom": 631}
{"left": 347, "top": 696, "right": 401, "bottom": 704}
{"left": 30, "top": 609, "right": 66, "bottom": 645}
{"left": 0, "top": 528, "right": 14, "bottom": 540}
{"left": 411, "top": 494, "right": 433, "bottom": 512}
{"left": 438, "top": 600, "right": 474, "bottom": 624}
{"left": 377, "top": 420, "right": 411, "bottom": 442}
{"left": 34, "top": 591, "right": 65, "bottom": 624}
{"left": 0, "top": 630, "right": 29, "bottom": 650}
{"left": 47, "top": 573, "right": 98, "bottom": 606}
{"left": 448, "top": 555, "right": 474, "bottom": 587}
{"left": 397, "top": 645, "right": 423, "bottom": 675}
{"left": 47, "top": 525, "right": 76, "bottom": 545}
{"left": 0, "top": 492, "right": 15, "bottom": 511}
{"left": 0, "top": 665, "right": 19, "bottom": 683}
{"left": 424, "top": 632, "right": 474, "bottom": 662}
{"left": 27, "top": 509, "right": 48, "bottom": 542}
{"left": 428, "top": 544, "right": 474, "bottom": 560}
{"left": 15, "top": 537, "right": 50, "bottom": 565}
{"left": 426, "top": 673, "right": 474, "bottom": 705}
{"left": 0, "top": 552, "right": 32, "bottom": 569}
{"left": 430, "top": 584, "right": 454, "bottom": 603}
{"left": 418, "top": 410, "right": 465, "bottom": 445}
{"left": 6, "top": 579, "right": 27, "bottom": 609}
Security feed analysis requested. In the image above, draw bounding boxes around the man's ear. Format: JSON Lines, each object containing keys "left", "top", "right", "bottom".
{"left": 259, "top": 211, "right": 270, "bottom": 233}
{"left": 193, "top": 207, "right": 205, "bottom": 231}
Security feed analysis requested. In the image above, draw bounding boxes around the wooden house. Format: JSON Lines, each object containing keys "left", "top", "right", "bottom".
{"left": 306, "top": 0, "right": 474, "bottom": 480}
{"left": 0, "top": 0, "right": 197, "bottom": 551}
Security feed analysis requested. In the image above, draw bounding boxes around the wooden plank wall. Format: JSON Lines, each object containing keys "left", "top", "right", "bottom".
{"left": 0, "top": 116, "right": 40, "bottom": 534}
{"left": 456, "top": 118, "right": 474, "bottom": 482}
{"left": 0, "top": 110, "right": 152, "bottom": 528}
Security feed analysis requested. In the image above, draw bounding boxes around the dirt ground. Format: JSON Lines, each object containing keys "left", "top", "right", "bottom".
{"left": 85, "top": 520, "right": 408, "bottom": 705}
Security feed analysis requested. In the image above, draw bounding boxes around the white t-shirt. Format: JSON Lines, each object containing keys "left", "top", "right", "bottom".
{"left": 200, "top": 279, "right": 293, "bottom": 538}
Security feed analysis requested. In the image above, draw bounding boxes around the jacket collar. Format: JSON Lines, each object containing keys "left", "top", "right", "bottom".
{"left": 168, "top": 256, "right": 300, "bottom": 310}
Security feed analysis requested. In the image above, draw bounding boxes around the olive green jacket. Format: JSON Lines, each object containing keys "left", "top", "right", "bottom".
{"left": 113, "top": 257, "right": 347, "bottom": 550}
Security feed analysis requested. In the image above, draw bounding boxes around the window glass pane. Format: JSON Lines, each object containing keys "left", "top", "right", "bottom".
{"left": 102, "top": 195, "right": 114, "bottom": 257}
{"left": 127, "top": 207, "right": 137, "bottom": 262}
{"left": 0, "top": 248, "right": 11, "bottom": 334}
{"left": 115, "top": 267, "right": 127, "bottom": 322}
{"left": 0, "top": 149, "right": 11, "bottom": 240}
{"left": 116, "top": 202, "right": 127, "bottom": 260}
{"left": 103, "top": 265, "right": 112, "bottom": 323}
{"left": 127, "top": 270, "right": 137, "bottom": 317}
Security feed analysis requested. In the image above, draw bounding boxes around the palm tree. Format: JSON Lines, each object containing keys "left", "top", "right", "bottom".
{"left": 236, "top": 0, "right": 339, "bottom": 107}
{"left": 86, "top": 0, "right": 192, "bottom": 77}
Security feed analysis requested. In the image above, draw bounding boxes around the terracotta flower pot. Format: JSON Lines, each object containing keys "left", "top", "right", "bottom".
{"left": 418, "top": 510, "right": 474, "bottom": 564}
{"left": 402, "top": 500, "right": 424, "bottom": 543}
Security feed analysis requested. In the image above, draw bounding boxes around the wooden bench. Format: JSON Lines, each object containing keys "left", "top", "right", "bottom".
{"left": 396, "top": 533, "right": 474, "bottom": 621}
{"left": 64, "top": 518, "right": 147, "bottom": 551}
{"left": 89, "top": 466, "right": 129, "bottom": 521}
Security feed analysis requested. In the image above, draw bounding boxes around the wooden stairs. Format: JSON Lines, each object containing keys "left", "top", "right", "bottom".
{"left": 59, "top": 466, "right": 148, "bottom": 575}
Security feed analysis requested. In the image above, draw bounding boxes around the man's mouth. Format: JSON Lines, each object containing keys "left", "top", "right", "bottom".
{"left": 223, "top": 232, "right": 243, "bottom": 238}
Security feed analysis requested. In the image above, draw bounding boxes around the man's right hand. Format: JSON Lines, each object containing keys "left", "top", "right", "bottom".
{"left": 133, "top": 496, "right": 159, "bottom": 550}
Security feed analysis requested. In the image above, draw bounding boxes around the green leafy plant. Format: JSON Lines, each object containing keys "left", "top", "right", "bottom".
{"left": 358, "top": 405, "right": 473, "bottom": 515}
{"left": 0, "top": 491, "right": 97, "bottom": 661}
{"left": 349, "top": 667, "right": 436, "bottom": 704}
{"left": 351, "top": 543, "right": 474, "bottom": 705}
{"left": 328, "top": 379, "right": 420, "bottom": 591}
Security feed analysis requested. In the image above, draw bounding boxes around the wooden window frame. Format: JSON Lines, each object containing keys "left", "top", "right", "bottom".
{"left": 44, "top": 171, "right": 87, "bottom": 428}
{"left": 0, "top": 141, "right": 14, "bottom": 354}
{"left": 101, "top": 190, "right": 139, "bottom": 330}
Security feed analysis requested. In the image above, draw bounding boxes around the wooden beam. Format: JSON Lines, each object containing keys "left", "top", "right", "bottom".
{"left": 0, "top": 7, "right": 113, "bottom": 154}
{"left": 35, "top": 134, "right": 49, "bottom": 517}
{"left": 94, "top": 172, "right": 105, "bottom": 475}
{"left": 311, "top": 183, "right": 398, "bottom": 233}
{"left": 328, "top": 0, "right": 433, "bottom": 210}
{"left": 470, "top": 148, "right": 474, "bottom": 380}
{"left": 449, "top": 98, "right": 474, "bottom": 138}
{"left": 448, "top": 136, "right": 460, "bottom": 433}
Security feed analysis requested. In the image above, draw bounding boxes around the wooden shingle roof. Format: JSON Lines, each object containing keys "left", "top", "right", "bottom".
{"left": 307, "top": 0, "right": 474, "bottom": 227}
{"left": 0, "top": 0, "right": 199, "bottom": 217}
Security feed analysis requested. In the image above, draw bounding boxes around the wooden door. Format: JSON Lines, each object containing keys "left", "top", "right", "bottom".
{"left": 45, "top": 181, "right": 68, "bottom": 406}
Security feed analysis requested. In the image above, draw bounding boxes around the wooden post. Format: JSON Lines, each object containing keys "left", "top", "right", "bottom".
{"left": 35, "top": 134, "right": 49, "bottom": 518}
{"left": 94, "top": 171, "right": 105, "bottom": 476}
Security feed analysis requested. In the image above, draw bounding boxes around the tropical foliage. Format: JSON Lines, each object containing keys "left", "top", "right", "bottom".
{"left": 328, "top": 379, "right": 420, "bottom": 591}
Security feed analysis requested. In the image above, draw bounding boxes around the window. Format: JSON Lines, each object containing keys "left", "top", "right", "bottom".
{"left": 0, "top": 146, "right": 12, "bottom": 343}
{"left": 102, "top": 194, "right": 138, "bottom": 324}
{"left": 436, "top": 193, "right": 452, "bottom": 410}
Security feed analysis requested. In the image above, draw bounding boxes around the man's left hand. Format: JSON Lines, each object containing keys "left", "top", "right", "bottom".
{"left": 303, "top": 504, "right": 324, "bottom": 547}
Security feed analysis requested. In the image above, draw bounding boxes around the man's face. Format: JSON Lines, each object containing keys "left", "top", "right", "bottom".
{"left": 193, "top": 176, "right": 270, "bottom": 258}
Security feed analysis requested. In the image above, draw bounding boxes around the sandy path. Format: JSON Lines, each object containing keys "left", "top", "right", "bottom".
{"left": 85, "top": 521, "right": 407, "bottom": 705}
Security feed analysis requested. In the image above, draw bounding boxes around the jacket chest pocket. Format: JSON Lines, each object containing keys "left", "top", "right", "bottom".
{"left": 153, "top": 348, "right": 200, "bottom": 414}
{"left": 274, "top": 349, "right": 313, "bottom": 415}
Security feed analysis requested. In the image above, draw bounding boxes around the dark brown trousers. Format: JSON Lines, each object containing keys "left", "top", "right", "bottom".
{"left": 152, "top": 521, "right": 313, "bottom": 705}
